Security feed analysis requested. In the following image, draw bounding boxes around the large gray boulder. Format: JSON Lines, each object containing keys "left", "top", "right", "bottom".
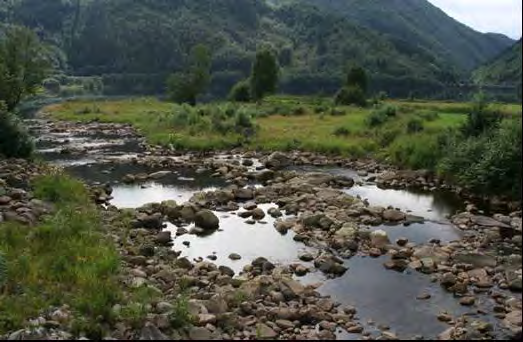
{"left": 194, "top": 210, "right": 220, "bottom": 230}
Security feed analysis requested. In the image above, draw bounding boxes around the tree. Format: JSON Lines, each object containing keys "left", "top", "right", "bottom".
{"left": 0, "top": 104, "right": 34, "bottom": 158}
{"left": 250, "top": 48, "right": 279, "bottom": 101}
{"left": 0, "top": 25, "right": 51, "bottom": 111}
{"left": 346, "top": 65, "right": 368, "bottom": 94}
{"left": 228, "top": 79, "right": 251, "bottom": 102}
{"left": 167, "top": 44, "right": 212, "bottom": 105}
{"left": 334, "top": 65, "right": 368, "bottom": 107}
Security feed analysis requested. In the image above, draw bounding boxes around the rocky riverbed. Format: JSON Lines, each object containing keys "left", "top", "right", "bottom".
{"left": 1, "top": 118, "right": 520, "bottom": 340}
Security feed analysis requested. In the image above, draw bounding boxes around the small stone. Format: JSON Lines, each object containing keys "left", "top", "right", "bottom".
{"left": 417, "top": 293, "right": 432, "bottom": 300}
{"left": 257, "top": 323, "right": 277, "bottom": 339}
{"left": 459, "top": 297, "right": 476, "bottom": 306}
{"left": 299, "top": 253, "right": 314, "bottom": 262}
{"left": 252, "top": 208, "right": 266, "bottom": 220}
{"left": 229, "top": 253, "right": 242, "bottom": 260}
{"left": 440, "top": 273, "right": 457, "bottom": 289}
{"left": 437, "top": 313, "right": 453, "bottom": 322}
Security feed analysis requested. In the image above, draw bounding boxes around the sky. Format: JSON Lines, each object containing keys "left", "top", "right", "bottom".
{"left": 428, "top": 0, "right": 522, "bottom": 39}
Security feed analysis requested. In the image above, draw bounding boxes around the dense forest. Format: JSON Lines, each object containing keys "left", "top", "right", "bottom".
{"left": 474, "top": 39, "right": 522, "bottom": 86}
{"left": 0, "top": 0, "right": 517, "bottom": 98}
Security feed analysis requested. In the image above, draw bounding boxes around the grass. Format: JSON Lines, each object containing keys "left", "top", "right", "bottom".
{"left": 0, "top": 172, "right": 121, "bottom": 336}
{"left": 44, "top": 96, "right": 521, "bottom": 167}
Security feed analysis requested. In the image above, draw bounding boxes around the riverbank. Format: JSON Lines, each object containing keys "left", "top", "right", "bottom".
{"left": 1, "top": 115, "right": 521, "bottom": 340}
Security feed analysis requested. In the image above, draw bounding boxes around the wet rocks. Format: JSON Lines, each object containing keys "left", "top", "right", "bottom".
{"left": 265, "top": 152, "right": 291, "bottom": 170}
{"left": 383, "top": 209, "right": 407, "bottom": 222}
{"left": 194, "top": 210, "right": 219, "bottom": 231}
{"left": 251, "top": 208, "right": 266, "bottom": 220}
{"left": 314, "top": 256, "right": 348, "bottom": 277}
{"left": 234, "top": 188, "right": 254, "bottom": 201}
{"left": 154, "top": 231, "right": 172, "bottom": 246}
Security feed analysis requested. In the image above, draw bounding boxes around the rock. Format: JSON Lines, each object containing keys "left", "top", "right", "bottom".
{"left": 243, "top": 202, "right": 257, "bottom": 210}
{"left": 459, "top": 297, "right": 476, "bottom": 306}
{"left": 417, "top": 293, "right": 432, "bottom": 300}
{"left": 229, "top": 253, "right": 242, "bottom": 260}
{"left": 315, "top": 258, "right": 348, "bottom": 276}
{"left": 437, "top": 313, "right": 453, "bottom": 322}
{"left": 140, "top": 323, "right": 169, "bottom": 340}
{"left": 148, "top": 171, "right": 172, "bottom": 180}
{"left": 136, "top": 213, "right": 164, "bottom": 229}
{"left": 453, "top": 253, "right": 497, "bottom": 268}
{"left": 256, "top": 170, "right": 276, "bottom": 183}
{"left": 194, "top": 210, "right": 219, "bottom": 230}
{"left": 242, "top": 159, "right": 254, "bottom": 167}
{"left": 370, "top": 230, "right": 390, "bottom": 248}
{"left": 384, "top": 259, "right": 409, "bottom": 272}
{"left": 238, "top": 211, "right": 253, "bottom": 218}
{"left": 471, "top": 215, "right": 511, "bottom": 228}
{"left": 509, "top": 278, "right": 522, "bottom": 292}
{"left": 265, "top": 152, "right": 291, "bottom": 170}
{"left": 188, "top": 327, "right": 213, "bottom": 340}
{"left": 0, "top": 196, "right": 12, "bottom": 205}
{"left": 234, "top": 188, "right": 254, "bottom": 200}
{"left": 154, "top": 231, "right": 172, "bottom": 245}
{"left": 275, "top": 319, "right": 294, "bottom": 330}
{"left": 268, "top": 208, "right": 283, "bottom": 218}
{"left": 218, "top": 266, "right": 235, "bottom": 277}
{"left": 294, "top": 265, "right": 309, "bottom": 277}
{"left": 257, "top": 323, "right": 278, "bottom": 339}
{"left": 396, "top": 238, "right": 409, "bottom": 247}
{"left": 317, "top": 298, "right": 334, "bottom": 312}
{"left": 252, "top": 208, "right": 266, "bottom": 220}
{"left": 335, "top": 224, "right": 358, "bottom": 240}
{"left": 122, "top": 174, "right": 136, "bottom": 184}
{"left": 274, "top": 220, "right": 293, "bottom": 234}
{"left": 156, "top": 302, "right": 174, "bottom": 314}
{"left": 440, "top": 273, "right": 457, "bottom": 289}
{"left": 299, "top": 253, "right": 314, "bottom": 262}
{"left": 383, "top": 209, "right": 406, "bottom": 222}
{"left": 196, "top": 314, "right": 217, "bottom": 326}
{"left": 280, "top": 278, "right": 306, "bottom": 298}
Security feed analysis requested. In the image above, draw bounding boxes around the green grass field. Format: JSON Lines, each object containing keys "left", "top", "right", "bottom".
{"left": 45, "top": 96, "right": 521, "bottom": 167}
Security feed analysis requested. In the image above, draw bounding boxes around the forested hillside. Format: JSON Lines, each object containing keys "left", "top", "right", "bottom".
{"left": 474, "top": 39, "right": 522, "bottom": 86}
{"left": 0, "top": 0, "right": 515, "bottom": 98}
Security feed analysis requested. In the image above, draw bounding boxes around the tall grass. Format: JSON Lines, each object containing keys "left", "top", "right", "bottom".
{"left": 0, "top": 173, "right": 120, "bottom": 335}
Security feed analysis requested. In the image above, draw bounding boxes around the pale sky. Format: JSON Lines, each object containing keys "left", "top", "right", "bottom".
{"left": 429, "top": 0, "right": 522, "bottom": 39}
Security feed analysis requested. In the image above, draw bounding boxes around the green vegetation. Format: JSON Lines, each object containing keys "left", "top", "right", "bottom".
{"left": 0, "top": 105, "right": 33, "bottom": 158}
{"left": 250, "top": 48, "right": 280, "bottom": 101}
{"left": 334, "top": 66, "right": 368, "bottom": 107}
{"left": 0, "top": 173, "right": 120, "bottom": 335}
{"left": 45, "top": 95, "right": 522, "bottom": 199}
{"left": 0, "top": 25, "right": 51, "bottom": 111}
{"left": 0, "top": 0, "right": 514, "bottom": 98}
{"left": 474, "top": 39, "right": 522, "bottom": 86}
{"left": 167, "top": 44, "right": 212, "bottom": 105}
{"left": 229, "top": 79, "right": 251, "bottom": 103}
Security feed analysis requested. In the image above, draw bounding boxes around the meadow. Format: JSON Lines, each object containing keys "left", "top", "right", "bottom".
{"left": 45, "top": 96, "right": 521, "bottom": 169}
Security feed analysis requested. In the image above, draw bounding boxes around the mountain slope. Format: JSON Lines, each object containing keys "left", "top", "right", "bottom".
{"left": 301, "top": 0, "right": 514, "bottom": 71}
{"left": 474, "top": 40, "right": 522, "bottom": 85}
{"left": 0, "top": 0, "right": 515, "bottom": 98}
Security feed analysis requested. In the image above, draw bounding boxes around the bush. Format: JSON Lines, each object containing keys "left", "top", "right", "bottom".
{"left": 229, "top": 80, "right": 251, "bottom": 102}
{"left": 333, "top": 127, "right": 350, "bottom": 137}
{"left": 461, "top": 93, "right": 501, "bottom": 137}
{"left": 439, "top": 118, "right": 522, "bottom": 199}
{"left": 406, "top": 118, "right": 424, "bottom": 134}
{"left": 0, "top": 109, "right": 34, "bottom": 158}
{"left": 334, "top": 86, "right": 367, "bottom": 107}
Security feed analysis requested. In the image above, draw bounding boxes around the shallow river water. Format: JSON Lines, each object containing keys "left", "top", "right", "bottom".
{"left": 28, "top": 119, "right": 505, "bottom": 340}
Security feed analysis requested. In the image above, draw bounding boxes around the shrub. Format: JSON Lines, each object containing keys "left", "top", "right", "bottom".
{"left": 334, "top": 86, "right": 367, "bottom": 107}
{"left": 0, "top": 109, "right": 34, "bottom": 158}
{"left": 229, "top": 80, "right": 251, "bottom": 103}
{"left": 406, "top": 118, "right": 424, "bottom": 134}
{"left": 439, "top": 118, "right": 522, "bottom": 199}
{"left": 333, "top": 127, "right": 350, "bottom": 137}
{"left": 461, "top": 93, "right": 501, "bottom": 137}
{"left": 42, "top": 78, "right": 61, "bottom": 94}
{"left": 418, "top": 110, "right": 440, "bottom": 121}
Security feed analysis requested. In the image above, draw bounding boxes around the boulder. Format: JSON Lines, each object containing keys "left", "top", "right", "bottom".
{"left": 252, "top": 208, "right": 266, "bottom": 220}
{"left": 383, "top": 209, "right": 406, "bottom": 222}
{"left": 265, "top": 152, "right": 291, "bottom": 170}
{"left": 194, "top": 210, "right": 219, "bottom": 231}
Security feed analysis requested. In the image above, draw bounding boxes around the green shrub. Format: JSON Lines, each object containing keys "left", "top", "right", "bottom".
{"left": 387, "top": 135, "right": 443, "bottom": 169}
{"left": 229, "top": 80, "right": 251, "bottom": 103}
{"left": 33, "top": 173, "right": 89, "bottom": 204}
{"left": 366, "top": 105, "right": 397, "bottom": 128}
{"left": 0, "top": 109, "right": 34, "bottom": 158}
{"left": 334, "top": 86, "right": 367, "bottom": 107}
{"left": 461, "top": 93, "right": 502, "bottom": 137}
{"left": 418, "top": 110, "right": 440, "bottom": 121}
{"left": 333, "top": 127, "right": 350, "bottom": 137}
{"left": 439, "top": 118, "right": 522, "bottom": 199}
{"left": 406, "top": 118, "right": 424, "bottom": 134}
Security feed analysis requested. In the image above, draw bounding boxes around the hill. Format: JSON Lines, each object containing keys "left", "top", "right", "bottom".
{"left": 0, "top": 0, "right": 515, "bottom": 98}
{"left": 474, "top": 39, "right": 522, "bottom": 86}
